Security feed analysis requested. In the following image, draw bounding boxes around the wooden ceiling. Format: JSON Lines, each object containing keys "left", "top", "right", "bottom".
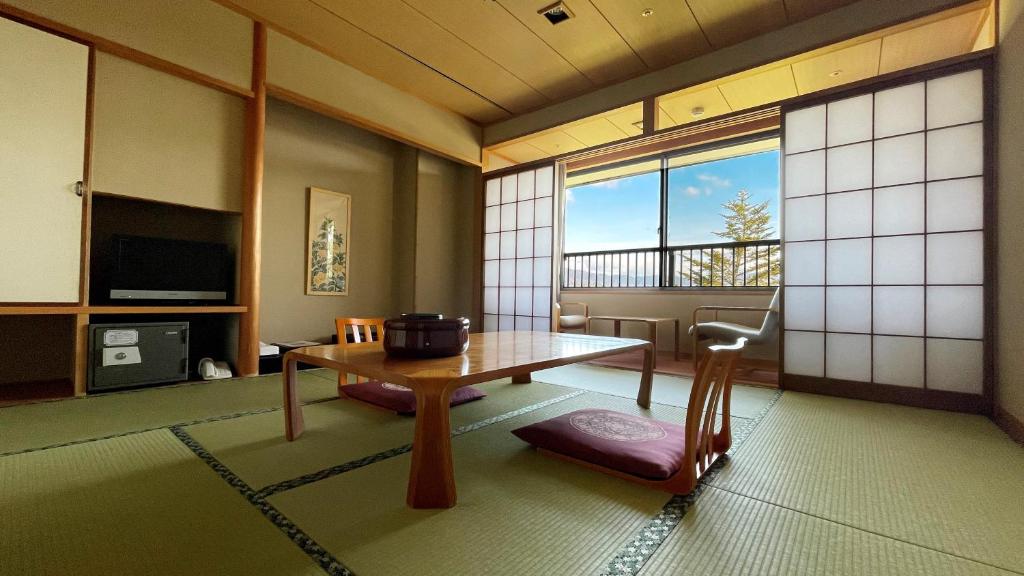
{"left": 485, "top": 1, "right": 993, "bottom": 171}
{"left": 216, "top": 0, "right": 861, "bottom": 124}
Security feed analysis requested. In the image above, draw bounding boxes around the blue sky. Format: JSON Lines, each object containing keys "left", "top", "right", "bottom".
{"left": 564, "top": 151, "right": 780, "bottom": 252}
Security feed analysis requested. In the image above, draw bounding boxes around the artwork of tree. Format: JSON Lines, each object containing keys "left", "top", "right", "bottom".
{"left": 677, "top": 189, "right": 780, "bottom": 287}
{"left": 309, "top": 216, "right": 346, "bottom": 293}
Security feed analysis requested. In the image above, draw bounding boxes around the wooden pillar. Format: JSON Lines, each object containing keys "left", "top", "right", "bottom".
{"left": 73, "top": 313, "right": 89, "bottom": 396}
{"left": 238, "top": 22, "right": 267, "bottom": 376}
{"left": 642, "top": 97, "right": 657, "bottom": 135}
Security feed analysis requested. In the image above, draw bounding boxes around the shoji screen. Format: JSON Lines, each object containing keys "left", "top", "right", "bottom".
{"left": 782, "top": 65, "right": 989, "bottom": 407}
{"left": 482, "top": 165, "right": 556, "bottom": 332}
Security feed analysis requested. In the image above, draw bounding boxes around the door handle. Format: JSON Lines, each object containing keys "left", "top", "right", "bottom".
{"left": 74, "top": 181, "right": 84, "bottom": 197}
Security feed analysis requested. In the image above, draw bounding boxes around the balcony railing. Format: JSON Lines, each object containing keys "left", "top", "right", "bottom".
{"left": 561, "top": 239, "right": 780, "bottom": 289}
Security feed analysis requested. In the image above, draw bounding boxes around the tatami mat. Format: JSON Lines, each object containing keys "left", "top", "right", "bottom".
{"left": 0, "top": 371, "right": 337, "bottom": 455}
{"left": 183, "top": 379, "right": 578, "bottom": 490}
{"left": 5, "top": 365, "right": 1020, "bottom": 576}
{"left": 638, "top": 487, "right": 1015, "bottom": 576}
{"left": 266, "top": 391, "right": 737, "bottom": 576}
{"left": 535, "top": 363, "right": 778, "bottom": 419}
{"left": 0, "top": 429, "right": 323, "bottom": 576}
{"left": 708, "top": 392, "right": 1024, "bottom": 573}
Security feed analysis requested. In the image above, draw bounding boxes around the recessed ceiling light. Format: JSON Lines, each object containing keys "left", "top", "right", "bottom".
{"left": 641, "top": 8, "right": 654, "bottom": 17}
{"left": 691, "top": 106, "right": 705, "bottom": 118}
{"left": 539, "top": 2, "right": 574, "bottom": 25}
{"left": 829, "top": 69, "right": 843, "bottom": 78}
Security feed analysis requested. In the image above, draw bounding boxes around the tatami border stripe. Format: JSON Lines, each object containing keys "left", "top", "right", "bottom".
{"left": 0, "top": 368, "right": 339, "bottom": 410}
{"left": 170, "top": 426, "right": 354, "bottom": 576}
{"left": 600, "top": 389, "right": 785, "bottom": 576}
{"left": 255, "top": 389, "right": 588, "bottom": 498}
{"left": 0, "top": 396, "right": 338, "bottom": 458}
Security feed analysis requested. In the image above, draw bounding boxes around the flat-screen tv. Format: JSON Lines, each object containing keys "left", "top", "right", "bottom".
{"left": 109, "top": 235, "right": 231, "bottom": 302}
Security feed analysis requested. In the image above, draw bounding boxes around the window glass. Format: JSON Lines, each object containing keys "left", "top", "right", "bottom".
{"left": 667, "top": 149, "right": 780, "bottom": 246}
{"left": 563, "top": 168, "right": 660, "bottom": 253}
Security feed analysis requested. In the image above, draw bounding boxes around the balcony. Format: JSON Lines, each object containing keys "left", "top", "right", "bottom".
{"left": 561, "top": 239, "right": 780, "bottom": 289}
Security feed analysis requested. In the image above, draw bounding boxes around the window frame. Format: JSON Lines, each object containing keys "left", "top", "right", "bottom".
{"left": 561, "top": 131, "right": 782, "bottom": 291}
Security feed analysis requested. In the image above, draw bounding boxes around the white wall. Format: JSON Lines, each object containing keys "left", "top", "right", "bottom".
{"left": 266, "top": 30, "right": 482, "bottom": 167}
{"left": 92, "top": 53, "right": 246, "bottom": 212}
{"left": 3, "top": 0, "right": 252, "bottom": 87}
{"left": 414, "top": 152, "right": 476, "bottom": 319}
{"left": 260, "top": 98, "right": 398, "bottom": 343}
{"left": 997, "top": 0, "right": 1024, "bottom": 424}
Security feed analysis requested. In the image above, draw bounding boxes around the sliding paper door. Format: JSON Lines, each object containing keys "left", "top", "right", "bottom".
{"left": 482, "top": 165, "right": 556, "bottom": 332}
{"left": 0, "top": 17, "right": 88, "bottom": 302}
{"left": 781, "top": 63, "right": 989, "bottom": 409}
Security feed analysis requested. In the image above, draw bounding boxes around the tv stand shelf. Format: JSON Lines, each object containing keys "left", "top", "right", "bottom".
{"left": 88, "top": 305, "right": 247, "bottom": 314}
{"left": 0, "top": 305, "right": 247, "bottom": 315}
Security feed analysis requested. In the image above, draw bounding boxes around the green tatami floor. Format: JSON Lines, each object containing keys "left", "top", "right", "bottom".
{"left": 1, "top": 365, "right": 1021, "bottom": 575}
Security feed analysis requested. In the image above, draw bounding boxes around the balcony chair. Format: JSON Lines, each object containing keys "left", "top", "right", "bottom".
{"left": 512, "top": 338, "right": 746, "bottom": 495}
{"left": 554, "top": 301, "right": 590, "bottom": 333}
{"left": 688, "top": 288, "right": 779, "bottom": 370}
{"left": 333, "top": 316, "right": 484, "bottom": 414}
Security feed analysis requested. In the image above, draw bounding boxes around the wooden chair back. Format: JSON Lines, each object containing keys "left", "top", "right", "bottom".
{"left": 333, "top": 317, "right": 386, "bottom": 387}
{"left": 683, "top": 337, "right": 745, "bottom": 481}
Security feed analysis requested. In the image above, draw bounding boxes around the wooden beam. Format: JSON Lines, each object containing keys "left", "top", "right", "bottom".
{"left": 237, "top": 21, "right": 266, "bottom": 376}
{"left": 564, "top": 111, "right": 780, "bottom": 172}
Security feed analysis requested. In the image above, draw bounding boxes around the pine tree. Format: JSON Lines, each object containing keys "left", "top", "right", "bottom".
{"left": 677, "top": 189, "right": 779, "bottom": 287}
{"left": 715, "top": 189, "right": 773, "bottom": 242}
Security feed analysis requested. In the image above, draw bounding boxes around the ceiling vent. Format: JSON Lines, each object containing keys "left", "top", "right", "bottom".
{"left": 539, "top": 2, "right": 574, "bottom": 25}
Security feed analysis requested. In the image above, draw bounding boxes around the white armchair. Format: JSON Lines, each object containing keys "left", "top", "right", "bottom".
{"left": 689, "top": 289, "right": 779, "bottom": 369}
{"left": 554, "top": 301, "right": 590, "bottom": 333}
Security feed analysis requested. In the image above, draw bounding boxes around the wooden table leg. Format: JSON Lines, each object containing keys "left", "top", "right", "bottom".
{"left": 407, "top": 381, "right": 457, "bottom": 509}
{"left": 511, "top": 372, "right": 532, "bottom": 384}
{"left": 613, "top": 320, "right": 621, "bottom": 337}
{"left": 283, "top": 355, "right": 304, "bottom": 441}
{"left": 637, "top": 343, "right": 654, "bottom": 409}
{"left": 647, "top": 321, "right": 659, "bottom": 369}
{"left": 674, "top": 319, "right": 681, "bottom": 362}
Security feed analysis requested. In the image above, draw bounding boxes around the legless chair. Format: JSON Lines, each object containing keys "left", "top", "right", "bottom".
{"left": 554, "top": 301, "right": 590, "bottom": 333}
{"left": 689, "top": 288, "right": 779, "bottom": 370}
{"left": 333, "top": 317, "right": 386, "bottom": 391}
{"left": 512, "top": 338, "right": 746, "bottom": 495}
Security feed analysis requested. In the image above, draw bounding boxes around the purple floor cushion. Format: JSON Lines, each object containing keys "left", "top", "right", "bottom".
{"left": 512, "top": 409, "right": 687, "bottom": 480}
{"left": 341, "top": 380, "right": 486, "bottom": 415}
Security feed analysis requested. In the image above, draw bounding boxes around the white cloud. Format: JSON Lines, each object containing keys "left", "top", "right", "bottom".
{"left": 697, "top": 173, "right": 731, "bottom": 188}
{"left": 684, "top": 186, "right": 702, "bottom": 197}
{"left": 565, "top": 187, "right": 575, "bottom": 204}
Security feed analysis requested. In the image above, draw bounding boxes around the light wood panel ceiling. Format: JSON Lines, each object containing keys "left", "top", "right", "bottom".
{"left": 655, "top": 2, "right": 990, "bottom": 131}
{"left": 485, "top": 1, "right": 992, "bottom": 171}
{"left": 216, "top": 0, "right": 861, "bottom": 124}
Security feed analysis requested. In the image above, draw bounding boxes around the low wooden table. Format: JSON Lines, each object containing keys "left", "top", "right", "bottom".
{"left": 587, "top": 316, "right": 681, "bottom": 368}
{"left": 282, "top": 331, "right": 653, "bottom": 509}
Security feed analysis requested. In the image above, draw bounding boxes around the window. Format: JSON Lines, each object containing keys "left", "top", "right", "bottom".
{"left": 563, "top": 161, "right": 660, "bottom": 253}
{"left": 562, "top": 137, "right": 781, "bottom": 289}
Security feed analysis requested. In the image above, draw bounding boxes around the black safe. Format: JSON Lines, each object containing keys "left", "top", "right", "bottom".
{"left": 88, "top": 322, "right": 189, "bottom": 392}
